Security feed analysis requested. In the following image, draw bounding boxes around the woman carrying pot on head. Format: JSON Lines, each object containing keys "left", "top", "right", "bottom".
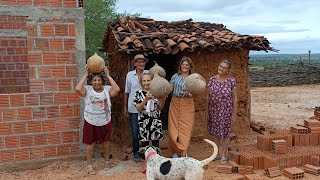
{"left": 207, "top": 59, "right": 238, "bottom": 165}
{"left": 124, "top": 54, "right": 149, "bottom": 162}
{"left": 75, "top": 65, "right": 120, "bottom": 174}
{"left": 168, "top": 56, "right": 195, "bottom": 158}
{"left": 134, "top": 73, "right": 166, "bottom": 157}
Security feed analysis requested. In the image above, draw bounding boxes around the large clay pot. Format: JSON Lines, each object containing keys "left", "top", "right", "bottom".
{"left": 185, "top": 73, "right": 206, "bottom": 94}
{"left": 149, "top": 61, "right": 166, "bottom": 78}
{"left": 87, "top": 53, "right": 104, "bottom": 73}
{"left": 150, "top": 72, "right": 170, "bottom": 98}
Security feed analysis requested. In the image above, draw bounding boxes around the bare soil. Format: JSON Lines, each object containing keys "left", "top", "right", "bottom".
{"left": 1, "top": 84, "right": 319, "bottom": 180}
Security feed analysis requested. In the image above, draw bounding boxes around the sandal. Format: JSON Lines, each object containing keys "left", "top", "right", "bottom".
{"left": 219, "top": 156, "right": 228, "bottom": 165}
{"left": 87, "top": 165, "right": 96, "bottom": 175}
{"left": 214, "top": 155, "right": 222, "bottom": 160}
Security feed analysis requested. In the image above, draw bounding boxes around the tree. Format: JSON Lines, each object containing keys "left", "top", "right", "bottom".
{"left": 84, "top": 0, "right": 118, "bottom": 60}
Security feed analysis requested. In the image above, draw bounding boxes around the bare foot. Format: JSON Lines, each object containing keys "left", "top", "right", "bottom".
{"left": 87, "top": 165, "right": 96, "bottom": 175}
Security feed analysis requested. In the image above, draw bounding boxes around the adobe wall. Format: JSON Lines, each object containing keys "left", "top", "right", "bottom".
{"left": 0, "top": 1, "right": 85, "bottom": 165}
{"left": 182, "top": 50, "right": 251, "bottom": 137}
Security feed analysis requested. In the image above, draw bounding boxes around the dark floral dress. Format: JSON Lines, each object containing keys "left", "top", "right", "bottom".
{"left": 134, "top": 90, "right": 163, "bottom": 142}
{"left": 207, "top": 76, "right": 236, "bottom": 138}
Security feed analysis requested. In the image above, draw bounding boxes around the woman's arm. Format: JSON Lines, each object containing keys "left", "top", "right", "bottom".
{"left": 104, "top": 66, "right": 120, "bottom": 97}
{"left": 232, "top": 88, "right": 238, "bottom": 118}
{"left": 75, "top": 65, "right": 89, "bottom": 97}
{"left": 136, "top": 97, "right": 148, "bottom": 112}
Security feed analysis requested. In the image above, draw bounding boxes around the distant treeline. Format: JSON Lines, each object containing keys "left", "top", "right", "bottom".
{"left": 249, "top": 53, "right": 320, "bottom": 68}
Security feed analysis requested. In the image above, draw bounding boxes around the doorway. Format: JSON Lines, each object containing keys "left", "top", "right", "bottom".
{"left": 145, "top": 54, "right": 180, "bottom": 129}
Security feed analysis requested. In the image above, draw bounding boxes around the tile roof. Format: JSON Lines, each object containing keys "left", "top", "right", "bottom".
{"left": 102, "top": 16, "right": 277, "bottom": 54}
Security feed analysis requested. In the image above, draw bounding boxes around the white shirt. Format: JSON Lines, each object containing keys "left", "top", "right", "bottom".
{"left": 84, "top": 85, "right": 111, "bottom": 126}
{"left": 125, "top": 69, "right": 149, "bottom": 113}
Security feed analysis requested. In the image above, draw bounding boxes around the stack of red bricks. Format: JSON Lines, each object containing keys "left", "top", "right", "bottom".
{"left": 315, "top": 106, "right": 320, "bottom": 120}
{"left": 272, "top": 139, "right": 288, "bottom": 154}
{"left": 217, "top": 165, "right": 233, "bottom": 174}
{"left": 217, "top": 161, "right": 253, "bottom": 175}
{"left": 265, "top": 166, "right": 282, "bottom": 178}
{"left": 304, "top": 164, "right": 320, "bottom": 176}
{"left": 283, "top": 167, "right": 304, "bottom": 179}
{"left": 228, "top": 108, "right": 320, "bottom": 173}
{"left": 310, "top": 155, "right": 320, "bottom": 166}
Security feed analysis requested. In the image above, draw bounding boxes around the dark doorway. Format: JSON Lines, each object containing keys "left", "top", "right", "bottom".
{"left": 145, "top": 54, "right": 179, "bottom": 129}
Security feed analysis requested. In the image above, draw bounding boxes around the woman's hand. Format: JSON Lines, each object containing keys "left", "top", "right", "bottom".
{"left": 104, "top": 66, "right": 110, "bottom": 77}
{"left": 145, "top": 92, "right": 154, "bottom": 100}
{"left": 85, "top": 65, "right": 89, "bottom": 76}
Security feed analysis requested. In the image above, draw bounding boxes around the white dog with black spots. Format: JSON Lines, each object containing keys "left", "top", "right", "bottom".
{"left": 144, "top": 139, "right": 218, "bottom": 180}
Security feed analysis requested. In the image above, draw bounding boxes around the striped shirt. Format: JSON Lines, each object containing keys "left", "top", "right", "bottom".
{"left": 169, "top": 73, "right": 190, "bottom": 97}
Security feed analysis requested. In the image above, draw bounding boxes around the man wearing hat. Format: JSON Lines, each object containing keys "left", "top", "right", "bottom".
{"left": 124, "top": 54, "right": 149, "bottom": 162}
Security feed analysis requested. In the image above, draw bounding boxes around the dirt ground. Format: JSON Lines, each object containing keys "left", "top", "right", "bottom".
{"left": 0, "top": 84, "right": 320, "bottom": 180}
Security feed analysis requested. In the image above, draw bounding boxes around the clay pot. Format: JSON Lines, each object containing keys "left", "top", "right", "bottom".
{"left": 87, "top": 53, "right": 105, "bottom": 73}
{"left": 185, "top": 73, "right": 206, "bottom": 94}
{"left": 149, "top": 61, "right": 166, "bottom": 78}
{"left": 149, "top": 72, "right": 170, "bottom": 98}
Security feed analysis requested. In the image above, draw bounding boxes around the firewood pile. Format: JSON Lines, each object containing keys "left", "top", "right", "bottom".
{"left": 249, "top": 64, "right": 320, "bottom": 87}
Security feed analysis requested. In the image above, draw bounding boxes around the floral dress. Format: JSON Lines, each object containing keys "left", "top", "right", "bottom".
{"left": 134, "top": 90, "right": 163, "bottom": 142}
{"left": 207, "top": 76, "right": 236, "bottom": 138}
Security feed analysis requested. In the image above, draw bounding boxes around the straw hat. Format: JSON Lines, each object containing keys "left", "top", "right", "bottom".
{"left": 131, "top": 54, "right": 148, "bottom": 64}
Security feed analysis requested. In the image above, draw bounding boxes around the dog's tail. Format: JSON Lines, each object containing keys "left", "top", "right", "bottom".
{"left": 200, "top": 139, "right": 218, "bottom": 167}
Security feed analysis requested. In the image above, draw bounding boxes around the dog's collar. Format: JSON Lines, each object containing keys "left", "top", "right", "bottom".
{"left": 146, "top": 151, "right": 157, "bottom": 162}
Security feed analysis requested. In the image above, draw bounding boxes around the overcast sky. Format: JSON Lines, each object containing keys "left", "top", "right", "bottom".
{"left": 115, "top": 0, "right": 320, "bottom": 54}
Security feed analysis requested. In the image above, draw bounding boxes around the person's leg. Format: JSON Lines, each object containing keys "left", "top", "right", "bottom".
{"left": 219, "top": 138, "right": 229, "bottom": 164}
{"left": 129, "top": 113, "right": 140, "bottom": 162}
{"left": 86, "top": 143, "right": 96, "bottom": 174}
{"left": 103, "top": 141, "right": 111, "bottom": 169}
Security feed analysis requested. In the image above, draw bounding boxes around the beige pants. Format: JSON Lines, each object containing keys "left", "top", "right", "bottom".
{"left": 168, "top": 97, "right": 195, "bottom": 157}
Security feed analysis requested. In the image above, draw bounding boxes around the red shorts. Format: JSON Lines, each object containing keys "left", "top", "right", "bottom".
{"left": 83, "top": 120, "right": 112, "bottom": 144}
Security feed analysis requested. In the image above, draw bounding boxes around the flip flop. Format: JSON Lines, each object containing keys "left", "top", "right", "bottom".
{"left": 219, "top": 156, "right": 228, "bottom": 165}
{"left": 214, "top": 155, "right": 222, "bottom": 160}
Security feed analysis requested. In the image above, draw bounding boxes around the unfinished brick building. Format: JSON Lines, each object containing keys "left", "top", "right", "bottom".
{"left": 101, "top": 17, "right": 276, "bottom": 143}
{"left": 0, "top": 0, "right": 85, "bottom": 167}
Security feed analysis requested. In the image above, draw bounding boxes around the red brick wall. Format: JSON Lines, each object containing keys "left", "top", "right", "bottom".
{"left": 0, "top": 16, "right": 30, "bottom": 94}
{"left": 1, "top": 0, "right": 78, "bottom": 7}
{"left": 0, "top": 1, "right": 81, "bottom": 164}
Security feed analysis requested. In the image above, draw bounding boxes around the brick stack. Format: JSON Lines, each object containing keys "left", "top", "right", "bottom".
{"left": 229, "top": 161, "right": 240, "bottom": 173}
{"left": 265, "top": 166, "right": 282, "bottom": 178}
{"left": 283, "top": 167, "right": 304, "bottom": 179}
{"left": 238, "top": 165, "right": 254, "bottom": 175}
{"left": 272, "top": 139, "right": 288, "bottom": 154}
{"left": 243, "top": 174, "right": 263, "bottom": 180}
{"left": 315, "top": 107, "right": 320, "bottom": 120}
{"left": 291, "top": 126, "right": 309, "bottom": 134}
{"left": 304, "top": 164, "right": 320, "bottom": 176}
{"left": 310, "top": 155, "right": 320, "bottom": 166}
{"left": 304, "top": 120, "right": 320, "bottom": 146}
{"left": 217, "top": 165, "right": 233, "bottom": 174}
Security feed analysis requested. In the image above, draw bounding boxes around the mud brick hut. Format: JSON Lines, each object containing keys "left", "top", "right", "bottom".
{"left": 101, "top": 16, "right": 276, "bottom": 142}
